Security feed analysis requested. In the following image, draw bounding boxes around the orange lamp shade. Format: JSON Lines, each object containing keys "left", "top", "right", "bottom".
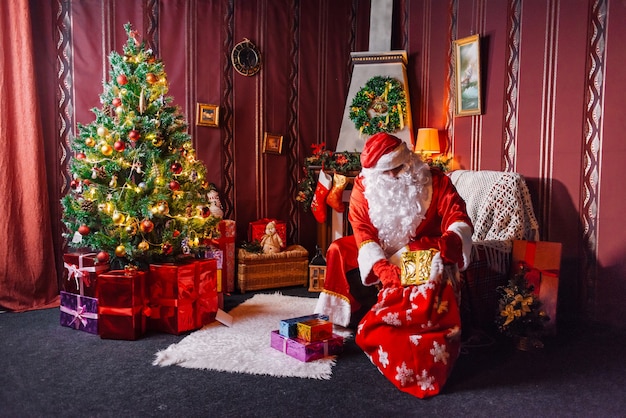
{"left": 414, "top": 128, "right": 440, "bottom": 154}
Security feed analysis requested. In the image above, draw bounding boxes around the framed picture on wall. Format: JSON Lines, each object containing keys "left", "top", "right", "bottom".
{"left": 454, "top": 34, "right": 482, "bottom": 116}
{"left": 196, "top": 103, "right": 219, "bottom": 127}
{"left": 263, "top": 133, "right": 283, "bottom": 154}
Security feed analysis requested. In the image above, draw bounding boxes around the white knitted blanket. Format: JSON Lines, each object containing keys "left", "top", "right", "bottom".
{"left": 449, "top": 170, "right": 540, "bottom": 274}
{"left": 449, "top": 170, "right": 539, "bottom": 242}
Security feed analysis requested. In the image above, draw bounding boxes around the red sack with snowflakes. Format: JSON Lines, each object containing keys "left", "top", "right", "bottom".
{"left": 355, "top": 273, "right": 462, "bottom": 398}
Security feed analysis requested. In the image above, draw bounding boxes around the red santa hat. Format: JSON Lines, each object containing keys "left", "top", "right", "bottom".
{"left": 360, "top": 132, "right": 410, "bottom": 171}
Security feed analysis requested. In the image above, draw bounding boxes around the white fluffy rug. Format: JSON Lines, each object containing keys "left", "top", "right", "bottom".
{"left": 153, "top": 293, "right": 349, "bottom": 380}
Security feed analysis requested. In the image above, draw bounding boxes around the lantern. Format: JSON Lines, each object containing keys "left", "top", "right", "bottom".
{"left": 308, "top": 246, "right": 327, "bottom": 292}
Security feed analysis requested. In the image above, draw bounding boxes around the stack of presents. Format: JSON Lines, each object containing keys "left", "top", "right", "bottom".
{"left": 270, "top": 314, "right": 344, "bottom": 362}
{"left": 60, "top": 220, "right": 236, "bottom": 340}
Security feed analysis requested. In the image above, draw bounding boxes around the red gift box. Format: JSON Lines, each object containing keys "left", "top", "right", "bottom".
{"left": 218, "top": 219, "right": 236, "bottom": 293}
{"left": 147, "top": 260, "right": 218, "bottom": 334}
{"left": 195, "top": 259, "right": 219, "bottom": 327}
{"left": 97, "top": 269, "right": 146, "bottom": 340}
{"left": 512, "top": 240, "right": 562, "bottom": 335}
{"left": 147, "top": 262, "right": 197, "bottom": 335}
{"left": 63, "top": 252, "right": 109, "bottom": 297}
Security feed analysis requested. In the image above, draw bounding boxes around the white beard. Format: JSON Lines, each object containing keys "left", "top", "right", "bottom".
{"left": 362, "top": 154, "right": 431, "bottom": 256}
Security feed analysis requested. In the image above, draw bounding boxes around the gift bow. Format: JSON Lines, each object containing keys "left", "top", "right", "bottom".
{"left": 64, "top": 262, "right": 84, "bottom": 290}
{"left": 60, "top": 303, "right": 97, "bottom": 329}
{"left": 64, "top": 253, "right": 101, "bottom": 290}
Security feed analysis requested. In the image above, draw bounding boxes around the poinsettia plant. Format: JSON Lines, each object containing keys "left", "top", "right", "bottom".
{"left": 296, "top": 143, "right": 360, "bottom": 211}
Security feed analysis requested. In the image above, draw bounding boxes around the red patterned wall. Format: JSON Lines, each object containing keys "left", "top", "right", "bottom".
{"left": 30, "top": 0, "right": 626, "bottom": 327}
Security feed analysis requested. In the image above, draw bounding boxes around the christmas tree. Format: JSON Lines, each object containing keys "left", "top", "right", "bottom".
{"left": 62, "top": 24, "right": 221, "bottom": 269}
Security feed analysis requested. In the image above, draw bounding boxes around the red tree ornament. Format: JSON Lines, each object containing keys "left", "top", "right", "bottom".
{"left": 140, "top": 219, "right": 154, "bottom": 233}
{"left": 114, "top": 140, "right": 126, "bottom": 152}
{"left": 96, "top": 251, "right": 110, "bottom": 263}
{"left": 170, "top": 162, "right": 183, "bottom": 174}
{"left": 128, "top": 129, "right": 140, "bottom": 142}
{"left": 169, "top": 180, "right": 180, "bottom": 191}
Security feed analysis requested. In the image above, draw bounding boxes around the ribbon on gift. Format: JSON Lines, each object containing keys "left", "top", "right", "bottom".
{"left": 147, "top": 297, "right": 180, "bottom": 320}
{"left": 99, "top": 305, "right": 143, "bottom": 317}
{"left": 64, "top": 253, "right": 107, "bottom": 294}
{"left": 64, "top": 262, "right": 84, "bottom": 291}
{"left": 60, "top": 302, "right": 98, "bottom": 329}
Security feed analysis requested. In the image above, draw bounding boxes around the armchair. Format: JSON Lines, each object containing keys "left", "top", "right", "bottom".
{"left": 448, "top": 170, "right": 540, "bottom": 333}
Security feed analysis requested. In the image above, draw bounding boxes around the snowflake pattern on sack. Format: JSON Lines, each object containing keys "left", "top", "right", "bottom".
{"left": 430, "top": 341, "right": 449, "bottom": 365}
{"left": 447, "top": 325, "right": 462, "bottom": 340}
{"left": 409, "top": 334, "right": 422, "bottom": 346}
{"left": 395, "top": 362, "right": 415, "bottom": 387}
{"left": 382, "top": 312, "right": 402, "bottom": 326}
{"left": 417, "top": 369, "right": 436, "bottom": 391}
{"left": 436, "top": 299, "right": 449, "bottom": 314}
{"left": 378, "top": 346, "right": 390, "bottom": 368}
{"left": 421, "top": 320, "right": 435, "bottom": 330}
{"left": 416, "top": 282, "right": 431, "bottom": 299}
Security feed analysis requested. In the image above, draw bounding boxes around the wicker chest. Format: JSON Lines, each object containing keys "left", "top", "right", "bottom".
{"left": 237, "top": 245, "right": 309, "bottom": 293}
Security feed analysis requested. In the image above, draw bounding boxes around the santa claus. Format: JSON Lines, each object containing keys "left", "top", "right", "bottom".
{"left": 314, "top": 132, "right": 473, "bottom": 398}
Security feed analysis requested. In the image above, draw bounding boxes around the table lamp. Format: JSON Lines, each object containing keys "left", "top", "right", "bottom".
{"left": 414, "top": 128, "right": 440, "bottom": 155}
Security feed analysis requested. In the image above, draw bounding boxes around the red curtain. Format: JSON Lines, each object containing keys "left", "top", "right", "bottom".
{"left": 0, "top": 0, "right": 59, "bottom": 311}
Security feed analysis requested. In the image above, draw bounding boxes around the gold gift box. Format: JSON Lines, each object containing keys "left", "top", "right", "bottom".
{"left": 296, "top": 318, "right": 333, "bottom": 342}
{"left": 400, "top": 249, "right": 439, "bottom": 286}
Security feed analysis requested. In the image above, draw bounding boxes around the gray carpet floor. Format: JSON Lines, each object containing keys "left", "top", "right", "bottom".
{"left": 1, "top": 286, "right": 625, "bottom": 417}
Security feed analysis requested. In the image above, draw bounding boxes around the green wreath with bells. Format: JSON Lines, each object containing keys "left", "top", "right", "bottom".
{"left": 349, "top": 76, "right": 407, "bottom": 136}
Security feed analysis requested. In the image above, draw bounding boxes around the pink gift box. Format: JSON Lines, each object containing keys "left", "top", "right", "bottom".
{"left": 270, "top": 330, "right": 343, "bottom": 362}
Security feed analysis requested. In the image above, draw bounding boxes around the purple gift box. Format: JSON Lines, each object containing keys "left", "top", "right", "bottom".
{"left": 60, "top": 291, "right": 98, "bottom": 334}
{"left": 270, "top": 330, "right": 343, "bottom": 362}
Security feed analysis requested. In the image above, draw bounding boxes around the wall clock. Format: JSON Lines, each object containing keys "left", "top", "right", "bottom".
{"left": 231, "top": 38, "right": 261, "bottom": 77}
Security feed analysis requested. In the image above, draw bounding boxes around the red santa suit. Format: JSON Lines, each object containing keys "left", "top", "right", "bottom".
{"left": 314, "top": 132, "right": 473, "bottom": 398}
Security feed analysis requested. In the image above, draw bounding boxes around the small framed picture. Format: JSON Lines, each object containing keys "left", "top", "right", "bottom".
{"left": 263, "top": 133, "right": 283, "bottom": 154}
{"left": 196, "top": 103, "right": 219, "bottom": 127}
{"left": 453, "top": 34, "right": 482, "bottom": 116}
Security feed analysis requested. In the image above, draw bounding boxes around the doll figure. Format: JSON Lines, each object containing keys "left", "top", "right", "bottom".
{"left": 260, "top": 221, "right": 283, "bottom": 254}
{"left": 207, "top": 189, "right": 224, "bottom": 218}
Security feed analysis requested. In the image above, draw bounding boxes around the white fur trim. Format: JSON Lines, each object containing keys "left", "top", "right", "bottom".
{"left": 357, "top": 241, "right": 386, "bottom": 285}
{"left": 318, "top": 168, "right": 332, "bottom": 188}
{"left": 429, "top": 252, "right": 445, "bottom": 281}
{"left": 447, "top": 221, "right": 473, "bottom": 271}
{"left": 362, "top": 143, "right": 411, "bottom": 173}
{"left": 314, "top": 292, "right": 352, "bottom": 327}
